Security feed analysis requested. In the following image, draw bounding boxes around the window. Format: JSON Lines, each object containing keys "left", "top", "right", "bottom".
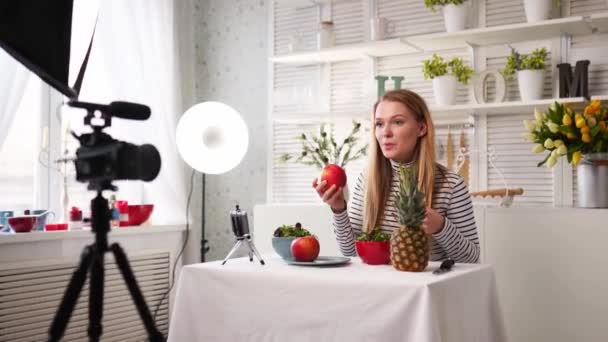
{"left": 0, "top": 76, "right": 45, "bottom": 212}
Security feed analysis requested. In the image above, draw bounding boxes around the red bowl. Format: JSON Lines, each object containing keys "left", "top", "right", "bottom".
{"left": 125, "top": 204, "right": 154, "bottom": 226}
{"left": 355, "top": 241, "right": 391, "bottom": 265}
{"left": 45, "top": 223, "right": 68, "bottom": 231}
{"left": 8, "top": 216, "right": 37, "bottom": 233}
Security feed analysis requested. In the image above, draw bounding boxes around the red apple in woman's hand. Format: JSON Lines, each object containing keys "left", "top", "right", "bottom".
{"left": 313, "top": 164, "right": 347, "bottom": 188}
{"left": 291, "top": 236, "right": 320, "bottom": 262}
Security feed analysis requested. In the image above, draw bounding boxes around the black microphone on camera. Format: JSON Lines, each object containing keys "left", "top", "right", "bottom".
{"left": 68, "top": 100, "right": 151, "bottom": 120}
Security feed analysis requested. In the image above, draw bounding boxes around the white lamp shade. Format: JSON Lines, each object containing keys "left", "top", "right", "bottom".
{"left": 176, "top": 102, "right": 249, "bottom": 174}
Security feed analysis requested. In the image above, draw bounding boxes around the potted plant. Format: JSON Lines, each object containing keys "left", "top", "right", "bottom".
{"left": 272, "top": 222, "right": 312, "bottom": 260}
{"left": 424, "top": 0, "right": 470, "bottom": 33}
{"left": 278, "top": 121, "right": 368, "bottom": 198}
{"left": 523, "top": 100, "right": 608, "bottom": 207}
{"left": 501, "top": 47, "right": 548, "bottom": 102}
{"left": 355, "top": 228, "right": 391, "bottom": 265}
{"left": 422, "top": 53, "right": 474, "bottom": 106}
{"left": 523, "top": 0, "right": 560, "bottom": 23}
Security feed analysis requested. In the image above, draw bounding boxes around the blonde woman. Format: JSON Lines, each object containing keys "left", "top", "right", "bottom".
{"left": 314, "top": 89, "right": 479, "bottom": 263}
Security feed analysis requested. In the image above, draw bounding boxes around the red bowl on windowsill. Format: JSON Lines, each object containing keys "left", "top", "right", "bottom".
{"left": 122, "top": 204, "right": 154, "bottom": 227}
{"left": 7, "top": 216, "right": 37, "bottom": 233}
{"left": 355, "top": 241, "right": 391, "bottom": 265}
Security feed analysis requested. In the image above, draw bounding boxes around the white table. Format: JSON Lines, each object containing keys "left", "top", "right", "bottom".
{"left": 168, "top": 256, "right": 506, "bottom": 342}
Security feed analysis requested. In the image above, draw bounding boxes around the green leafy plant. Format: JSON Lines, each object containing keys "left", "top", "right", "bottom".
{"left": 422, "top": 54, "right": 474, "bottom": 85}
{"left": 424, "top": 0, "right": 466, "bottom": 12}
{"left": 278, "top": 121, "right": 368, "bottom": 169}
{"left": 500, "top": 47, "right": 548, "bottom": 80}
{"left": 356, "top": 228, "right": 390, "bottom": 242}
{"left": 273, "top": 222, "right": 311, "bottom": 237}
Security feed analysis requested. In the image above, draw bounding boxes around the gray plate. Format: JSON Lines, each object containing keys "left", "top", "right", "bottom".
{"left": 286, "top": 256, "right": 351, "bottom": 266}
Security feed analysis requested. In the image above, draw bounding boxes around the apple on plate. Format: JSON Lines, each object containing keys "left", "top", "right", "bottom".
{"left": 290, "top": 235, "right": 320, "bottom": 262}
{"left": 313, "top": 164, "right": 347, "bottom": 189}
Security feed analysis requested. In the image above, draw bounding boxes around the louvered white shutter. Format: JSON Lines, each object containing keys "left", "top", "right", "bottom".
{"left": 486, "top": 113, "right": 554, "bottom": 206}
{"left": 332, "top": 0, "right": 365, "bottom": 46}
{"left": 569, "top": 0, "right": 608, "bottom": 16}
{"left": 485, "top": 0, "right": 526, "bottom": 27}
{"left": 377, "top": 0, "right": 444, "bottom": 36}
{"left": 272, "top": 122, "right": 324, "bottom": 203}
{"left": 330, "top": 60, "right": 367, "bottom": 113}
{"left": 273, "top": 64, "right": 322, "bottom": 115}
{"left": 0, "top": 253, "right": 170, "bottom": 341}
{"left": 273, "top": 1, "right": 318, "bottom": 56}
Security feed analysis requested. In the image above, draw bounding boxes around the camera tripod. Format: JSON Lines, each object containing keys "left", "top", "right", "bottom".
{"left": 48, "top": 191, "right": 164, "bottom": 342}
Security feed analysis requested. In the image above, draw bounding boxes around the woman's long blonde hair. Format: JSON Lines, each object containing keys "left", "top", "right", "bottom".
{"left": 362, "top": 89, "right": 437, "bottom": 232}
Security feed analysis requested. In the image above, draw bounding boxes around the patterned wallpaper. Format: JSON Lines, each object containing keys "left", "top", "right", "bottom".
{"left": 193, "top": 0, "right": 269, "bottom": 261}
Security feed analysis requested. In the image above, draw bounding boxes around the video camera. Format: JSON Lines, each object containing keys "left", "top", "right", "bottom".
{"left": 67, "top": 100, "right": 161, "bottom": 191}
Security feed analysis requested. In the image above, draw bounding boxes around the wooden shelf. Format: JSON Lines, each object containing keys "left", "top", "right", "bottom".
{"left": 408, "top": 16, "right": 593, "bottom": 51}
{"left": 271, "top": 38, "right": 418, "bottom": 65}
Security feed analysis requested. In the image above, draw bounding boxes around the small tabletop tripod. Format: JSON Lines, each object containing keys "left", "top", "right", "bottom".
{"left": 48, "top": 192, "right": 164, "bottom": 342}
{"left": 221, "top": 205, "right": 265, "bottom": 265}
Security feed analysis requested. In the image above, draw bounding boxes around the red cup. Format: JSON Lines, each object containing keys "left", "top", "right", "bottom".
{"left": 8, "top": 216, "right": 37, "bottom": 233}
{"left": 45, "top": 223, "right": 69, "bottom": 231}
{"left": 355, "top": 241, "right": 391, "bottom": 265}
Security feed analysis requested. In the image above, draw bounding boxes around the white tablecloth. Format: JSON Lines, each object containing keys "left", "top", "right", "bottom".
{"left": 168, "top": 255, "right": 506, "bottom": 342}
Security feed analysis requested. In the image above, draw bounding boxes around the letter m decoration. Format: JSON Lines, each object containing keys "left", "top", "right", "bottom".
{"left": 557, "top": 60, "right": 590, "bottom": 99}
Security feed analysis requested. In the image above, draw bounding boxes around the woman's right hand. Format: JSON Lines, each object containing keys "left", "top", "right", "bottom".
{"left": 313, "top": 179, "right": 346, "bottom": 213}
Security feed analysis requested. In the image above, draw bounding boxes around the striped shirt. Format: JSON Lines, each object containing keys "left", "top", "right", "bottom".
{"left": 332, "top": 160, "right": 480, "bottom": 263}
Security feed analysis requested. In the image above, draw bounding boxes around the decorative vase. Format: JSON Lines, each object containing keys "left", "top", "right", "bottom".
{"left": 433, "top": 75, "right": 458, "bottom": 106}
{"left": 523, "top": 0, "right": 552, "bottom": 23}
{"left": 576, "top": 153, "right": 608, "bottom": 208}
{"left": 442, "top": 2, "right": 468, "bottom": 32}
{"left": 517, "top": 69, "right": 544, "bottom": 101}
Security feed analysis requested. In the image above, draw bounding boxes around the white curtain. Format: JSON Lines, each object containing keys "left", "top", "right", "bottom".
{"left": 70, "top": 0, "right": 191, "bottom": 224}
{"left": 0, "top": 50, "right": 30, "bottom": 149}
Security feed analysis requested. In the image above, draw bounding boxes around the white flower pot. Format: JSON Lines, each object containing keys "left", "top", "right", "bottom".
{"left": 523, "top": 0, "right": 552, "bottom": 23}
{"left": 433, "top": 75, "right": 458, "bottom": 106}
{"left": 442, "top": 3, "right": 468, "bottom": 32}
{"left": 517, "top": 69, "right": 545, "bottom": 102}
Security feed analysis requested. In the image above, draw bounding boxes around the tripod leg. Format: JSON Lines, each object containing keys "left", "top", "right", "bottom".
{"left": 48, "top": 246, "right": 94, "bottom": 342}
{"left": 221, "top": 240, "right": 243, "bottom": 265}
{"left": 246, "top": 239, "right": 266, "bottom": 266}
{"left": 88, "top": 247, "right": 105, "bottom": 341}
{"left": 110, "top": 243, "right": 165, "bottom": 342}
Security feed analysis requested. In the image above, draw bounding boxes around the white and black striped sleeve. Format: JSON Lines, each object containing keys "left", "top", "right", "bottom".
{"left": 432, "top": 176, "right": 480, "bottom": 263}
{"left": 331, "top": 173, "right": 365, "bottom": 257}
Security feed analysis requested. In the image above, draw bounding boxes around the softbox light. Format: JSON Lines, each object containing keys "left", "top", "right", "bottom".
{"left": 0, "top": 0, "right": 78, "bottom": 99}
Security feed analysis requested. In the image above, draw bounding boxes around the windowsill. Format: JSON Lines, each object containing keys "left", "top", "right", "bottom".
{"left": 0, "top": 224, "right": 187, "bottom": 245}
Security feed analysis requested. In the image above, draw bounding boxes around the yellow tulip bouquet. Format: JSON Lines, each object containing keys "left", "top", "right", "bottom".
{"left": 524, "top": 100, "right": 607, "bottom": 167}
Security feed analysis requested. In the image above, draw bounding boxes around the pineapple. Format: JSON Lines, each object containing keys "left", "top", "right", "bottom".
{"left": 390, "top": 165, "right": 429, "bottom": 272}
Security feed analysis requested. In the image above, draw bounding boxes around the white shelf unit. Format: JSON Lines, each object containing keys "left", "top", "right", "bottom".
{"left": 431, "top": 97, "right": 586, "bottom": 116}
{"left": 407, "top": 16, "right": 594, "bottom": 51}
{"left": 270, "top": 14, "right": 608, "bottom": 65}
{"left": 271, "top": 38, "right": 418, "bottom": 65}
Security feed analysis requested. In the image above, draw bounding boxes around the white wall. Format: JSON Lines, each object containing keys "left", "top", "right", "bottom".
{"left": 193, "top": 0, "right": 269, "bottom": 261}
